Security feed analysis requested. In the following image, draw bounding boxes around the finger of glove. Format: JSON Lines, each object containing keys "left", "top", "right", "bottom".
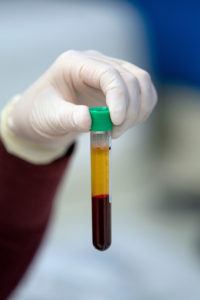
{"left": 63, "top": 51, "right": 129, "bottom": 125}
{"left": 85, "top": 50, "right": 157, "bottom": 123}
{"left": 30, "top": 93, "right": 91, "bottom": 139}
{"left": 115, "top": 62, "right": 157, "bottom": 123}
{"left": 85, "top": 52, "right": 141, "bottom": 138}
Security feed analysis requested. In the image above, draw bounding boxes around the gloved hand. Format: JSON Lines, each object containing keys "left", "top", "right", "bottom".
{"left": 0, "top": 50, "right": 157, "bottom": 164}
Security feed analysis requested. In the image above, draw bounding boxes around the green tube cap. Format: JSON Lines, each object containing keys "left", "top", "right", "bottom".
{"left": 89, "top": 106, "right": 113, "bottom": 132}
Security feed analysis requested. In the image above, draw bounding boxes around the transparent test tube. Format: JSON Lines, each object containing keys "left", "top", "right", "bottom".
{"left": 89, "top": 107, "right": 113, "bottom": 251}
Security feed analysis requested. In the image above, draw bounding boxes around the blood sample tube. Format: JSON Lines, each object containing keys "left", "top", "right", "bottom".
{"left": 89, "top": 107, "right": 113, "bottom": 251}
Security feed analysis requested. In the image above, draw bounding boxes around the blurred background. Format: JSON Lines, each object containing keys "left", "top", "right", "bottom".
{"left": 1, "top": 0, "right": 200, "bottom": 299}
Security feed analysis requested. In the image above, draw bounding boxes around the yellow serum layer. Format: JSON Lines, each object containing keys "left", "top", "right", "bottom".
{"left": 91, "top": 146, "right": 109, "bottom": 197}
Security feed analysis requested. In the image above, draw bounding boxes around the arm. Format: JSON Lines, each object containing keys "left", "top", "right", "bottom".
{"left": 0, "top": 140, "right": 75, "bottom": 300}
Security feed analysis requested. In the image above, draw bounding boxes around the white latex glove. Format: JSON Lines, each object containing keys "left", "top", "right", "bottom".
{"left": 0, "top": 50, "right": 157, "bottom": 164}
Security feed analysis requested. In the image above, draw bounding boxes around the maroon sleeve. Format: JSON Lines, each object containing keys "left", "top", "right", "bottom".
{"left": 0, "top": 140, "right": 75, "bottom": 300}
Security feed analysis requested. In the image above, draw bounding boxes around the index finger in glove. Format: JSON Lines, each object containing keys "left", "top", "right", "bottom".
{"left": 59, "top": 50, "right": 129, "bottom": 126}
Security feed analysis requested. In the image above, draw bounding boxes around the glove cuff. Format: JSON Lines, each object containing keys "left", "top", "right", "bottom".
{"left": 0, "top": 96, "right": 68, "bottom": 165}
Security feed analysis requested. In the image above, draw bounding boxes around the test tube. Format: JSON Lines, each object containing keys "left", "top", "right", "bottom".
{"left": 89, "top": 107, "right": 113, "bottom": 251}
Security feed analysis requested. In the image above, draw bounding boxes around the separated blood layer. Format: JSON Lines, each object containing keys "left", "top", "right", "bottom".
{"left": 91, "top": 145, "right": 111, "bottom": 251}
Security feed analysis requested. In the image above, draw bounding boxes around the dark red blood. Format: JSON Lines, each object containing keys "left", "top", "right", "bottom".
{"left": 92, "top": 195, "right": 111, "bottom": 251}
